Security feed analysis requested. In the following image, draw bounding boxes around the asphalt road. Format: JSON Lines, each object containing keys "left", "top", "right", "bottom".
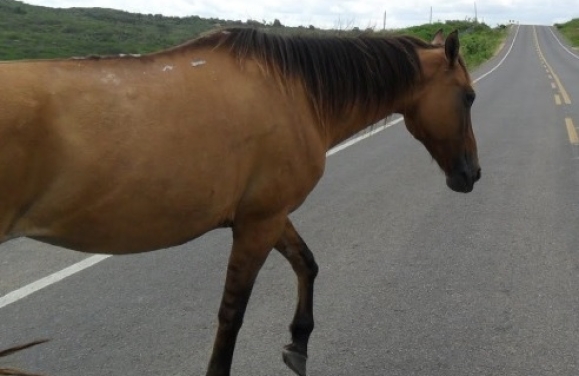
{"left": 2, "top": 25, "right": 579, "bottom": 376}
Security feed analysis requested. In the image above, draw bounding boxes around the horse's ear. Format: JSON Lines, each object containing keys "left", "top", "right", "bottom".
{"left": 445, "top": 30, "right": 460, "bottom": 66}
{"left": 431, "top": 28, "right": 445, "bottom": 45}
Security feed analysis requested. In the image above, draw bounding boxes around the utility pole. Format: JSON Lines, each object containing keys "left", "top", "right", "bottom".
{"left": 474, "top": 2, "right": 478, "bottom": 23}
{"left": 430, "top": 6, "right": 433, "bottom": 24}
{"left": 383, "top": 10, "right": 387, "bottom": 30}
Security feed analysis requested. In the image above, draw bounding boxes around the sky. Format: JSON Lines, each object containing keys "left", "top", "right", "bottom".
{"left": 21, "top": 0, "right": 579, "bottom": 29}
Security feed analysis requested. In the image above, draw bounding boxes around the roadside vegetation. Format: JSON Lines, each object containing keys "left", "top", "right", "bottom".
{"left": 388, "top": 20, "right": 508, "bottom": 68}
{"left": 1, "top": 0, "right": 506, "bottom": 68}
{"left": 555, "top": 19, "right": 579, "bottom": 47}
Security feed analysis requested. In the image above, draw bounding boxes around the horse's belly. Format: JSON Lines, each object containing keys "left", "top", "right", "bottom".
{"left": 20, "top": 194, "right": 235, "bottom": 254}
{"left": 32, "top": 214, "right": 226, "bottom": 254}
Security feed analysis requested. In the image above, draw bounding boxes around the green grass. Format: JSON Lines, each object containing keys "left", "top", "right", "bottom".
{"left": 387, "top": 20, "right": 508, "bottom": 69}
{"left": 555, "top": 19, "right": 579, "bottom": 47}
{"left": 0, "top": 0, "right": 507, "bottom": 69}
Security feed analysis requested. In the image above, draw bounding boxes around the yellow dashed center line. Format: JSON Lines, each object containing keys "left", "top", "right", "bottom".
{"left": 566, "top": 118, "right": 579, "bottom": 145}
{"left": 534, "top": 27, "right": 572, "bottom": 105}
{"left": 534, "top": 27, "right": 577, "bottom": 147}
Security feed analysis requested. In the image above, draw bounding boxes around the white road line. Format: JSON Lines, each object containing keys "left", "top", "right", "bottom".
{"left": 0, "top": 25, "right": 522, "bottom": 310}
{"left": 548, "top": 27, "right": 579, "bottom": 61}
{"left": 0, "top": 255, "right": 110, "bottom": 309}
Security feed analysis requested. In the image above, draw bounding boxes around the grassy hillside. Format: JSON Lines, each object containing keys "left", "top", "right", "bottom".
{"left": 0, "top": 0, "right": 506, "bottom": 68}
{"left": 555, "top": 19, "right": 579, "bottom": 47}
{"left": 0, "top": 0, "right": 228, "bottom": 59}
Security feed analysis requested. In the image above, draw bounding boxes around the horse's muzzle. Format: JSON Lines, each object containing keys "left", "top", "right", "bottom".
{"left": 446, "top": 165, "right": 481, "bottom": 193}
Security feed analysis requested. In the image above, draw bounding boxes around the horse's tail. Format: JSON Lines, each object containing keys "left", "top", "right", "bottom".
{"left": 0, "top": 340, "right": 49, "bottom": 376}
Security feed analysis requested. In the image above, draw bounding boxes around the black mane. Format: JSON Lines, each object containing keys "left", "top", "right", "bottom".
{"left": 181, "top": 28, "right": 440, "bottom": 122}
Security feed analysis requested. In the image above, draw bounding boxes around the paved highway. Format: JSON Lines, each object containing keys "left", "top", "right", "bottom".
{"left": 1, "top": 25, "right": 579, "bottom": 375}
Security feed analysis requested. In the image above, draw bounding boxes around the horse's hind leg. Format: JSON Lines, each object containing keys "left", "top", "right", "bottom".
{"left": 275, "top": 219, "right": 319, "bottom": 376}
{"left": 206, "top": 215, "right": 286, "bottom": 376}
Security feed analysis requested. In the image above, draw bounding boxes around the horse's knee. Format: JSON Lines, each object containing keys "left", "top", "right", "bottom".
{"left": 306, "top": 257, "right": 319, "bottom": 280}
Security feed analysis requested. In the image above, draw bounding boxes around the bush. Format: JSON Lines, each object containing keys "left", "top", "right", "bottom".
{"left": 556, "top": 19, "right": 579, "bottom": 46}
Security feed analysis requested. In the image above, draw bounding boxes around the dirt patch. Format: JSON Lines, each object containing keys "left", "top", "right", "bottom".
{"left": 493, "top": 41, "right": 506, "bottom": 57}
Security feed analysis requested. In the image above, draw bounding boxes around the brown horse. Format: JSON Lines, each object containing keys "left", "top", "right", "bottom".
{"left": 0, "top": 27, "right": 479, "bottom": 375}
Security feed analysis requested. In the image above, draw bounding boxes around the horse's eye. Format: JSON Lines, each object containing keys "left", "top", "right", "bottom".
{"left": 465, "top": 91, "right": 476, "bottom": 107}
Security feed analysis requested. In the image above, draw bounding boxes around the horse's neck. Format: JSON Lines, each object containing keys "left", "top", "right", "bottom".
{"left": 324, "top": 104, "right": 398, "bottom": 149}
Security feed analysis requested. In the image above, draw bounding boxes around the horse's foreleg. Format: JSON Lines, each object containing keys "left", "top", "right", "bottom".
{"left": 206, "top": 215, "right": 286, "bottom": 376}
{"left": 274, "top": 219, "right": 319, "bottom": 376}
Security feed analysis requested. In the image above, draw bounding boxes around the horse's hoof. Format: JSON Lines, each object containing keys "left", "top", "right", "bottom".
{"left": 282, "top": 346, "right": 307, "bottom": 376}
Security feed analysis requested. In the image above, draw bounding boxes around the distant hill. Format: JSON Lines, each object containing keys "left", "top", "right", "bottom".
{"left": 0, "top": 0, "right": 242, "bottom": 59}
{"left": 0, "top": 0, "right": 507, "bottom": 68}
